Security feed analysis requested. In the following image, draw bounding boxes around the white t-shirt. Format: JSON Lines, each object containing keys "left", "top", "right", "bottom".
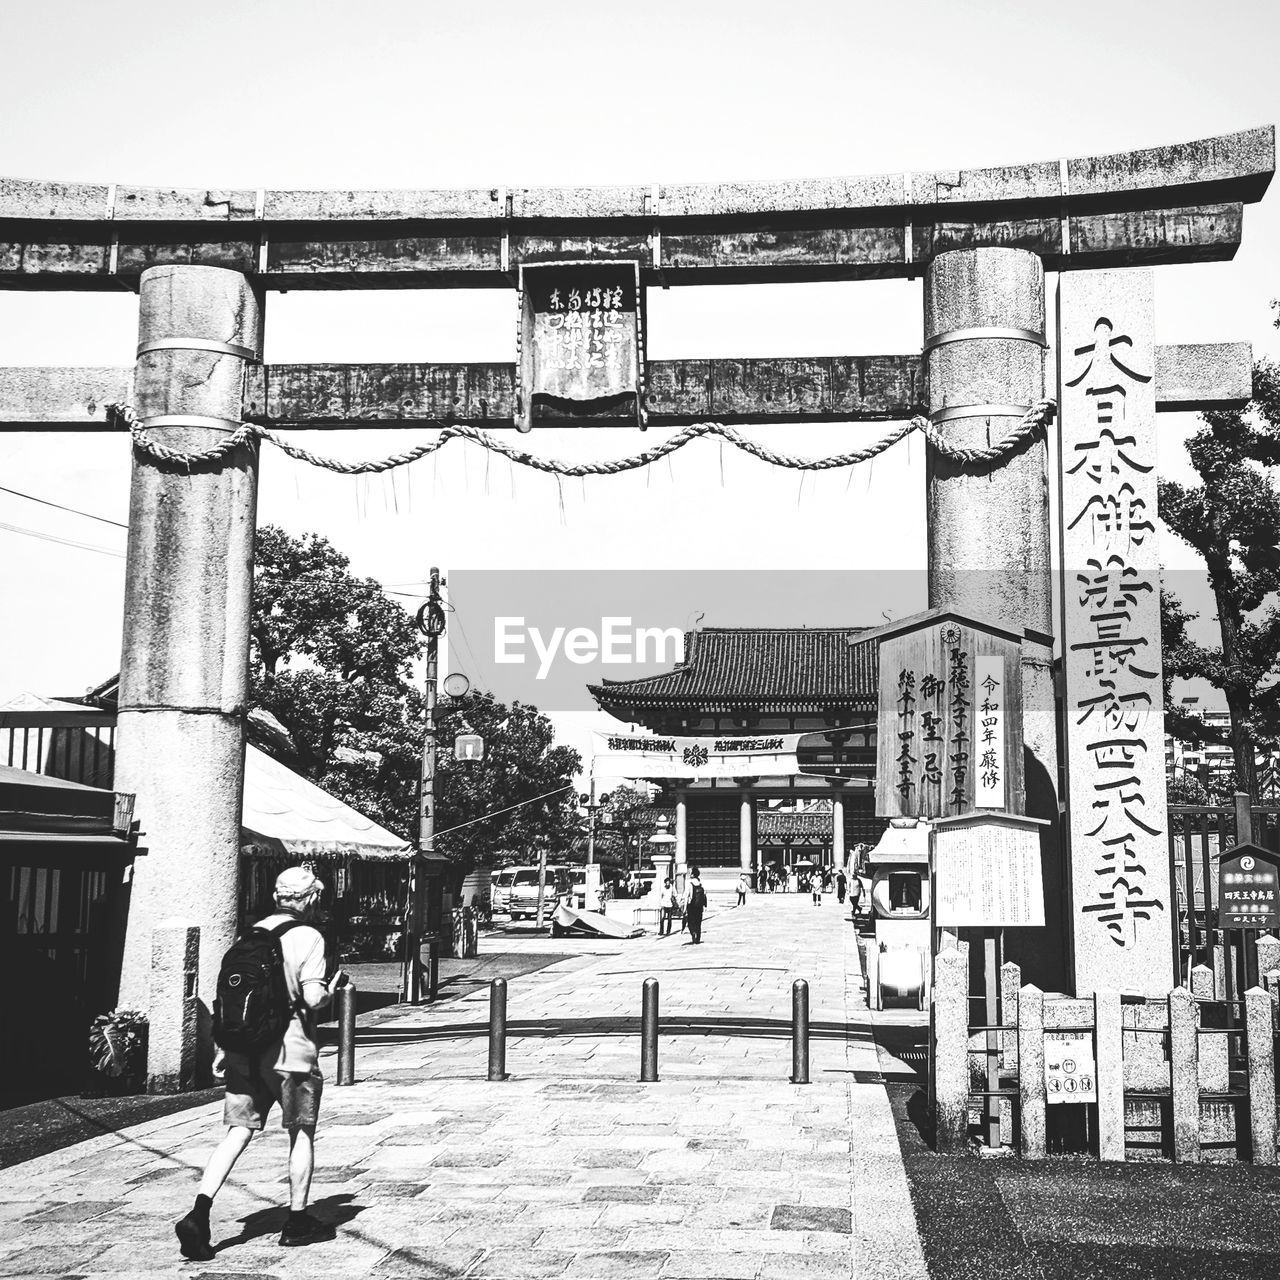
{"left": 255, "top": 913, "right": 327, "bottom": 1074}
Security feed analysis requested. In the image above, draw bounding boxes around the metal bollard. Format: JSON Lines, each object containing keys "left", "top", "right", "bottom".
{"left": 488, "top": 978, "right": 509, "bottom": 1081}
{"left": 791, "top": 979, "right": 810, "bottom": 1084}
{"left": 336, "top": 982, "right": 357, "bottom": 1086}
{"left": 640, "top": 977, "right": 659, "bottom": 1082}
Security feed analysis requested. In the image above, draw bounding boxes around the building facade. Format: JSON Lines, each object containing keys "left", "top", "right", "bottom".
{"left": 590, "top": 627, "right": 887, "bottom": 881}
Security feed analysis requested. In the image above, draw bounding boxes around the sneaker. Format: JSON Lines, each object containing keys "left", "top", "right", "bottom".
{"left": 279, "top": 1212, "right": 337, "bottom": 1247}
{"left": 175, "top": 1211, "right": 215, "bottom": 1262}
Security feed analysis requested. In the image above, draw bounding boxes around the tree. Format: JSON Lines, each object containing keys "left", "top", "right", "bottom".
{"left": 596, "top": 785, "right": 659, "bottom": 871}
{"left": 432, "top": 689, "right": 581, "bottom": 864}
{"left": 250, "top": 526, "right": 425, "bottom": 839}
{"left": 249, "top": 527, "right": 582, "bottom": 864}
{"left": 1159, "top": 359, "right": 1280, "bottom": 800}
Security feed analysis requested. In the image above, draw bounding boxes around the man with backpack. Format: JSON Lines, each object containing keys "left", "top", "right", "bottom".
{"left": 175, "top": 866, "right": 344, "bottom": 1261}
{"left": 684, "top": 866, "right": 707, "bottom": 944}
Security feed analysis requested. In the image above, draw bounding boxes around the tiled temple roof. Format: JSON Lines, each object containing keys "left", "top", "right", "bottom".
{"left": 589, "top": 627, "right": 878, "bottom": 713}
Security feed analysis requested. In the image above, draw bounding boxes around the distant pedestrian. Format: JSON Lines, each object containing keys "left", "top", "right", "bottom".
{"left": 836, "top": 870, "right": 847, "bottom": 904}
{"left": 175, "top": 867, "right": 345, "bottom": 1261}
{"left": 812, "top": 873, "right": 822, "bottom": 907}
{"left": 685, "top": 866, "right": 707, "bottom": 944}
{"left": 658, "top": 877, "right": 677, "bottom": 936}
{"left": 736, "top": 872, "right": 749, "bottom": 907}
{"left": 849, "top": 874, "right": 865, "bottom": 921}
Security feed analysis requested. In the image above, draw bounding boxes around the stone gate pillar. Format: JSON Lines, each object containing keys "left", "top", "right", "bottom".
{"left": 923, "top": 248, "right": 1064, "bottom": 989}
{"left": 115, "top": 266, "right": 263, "bottom": 1049}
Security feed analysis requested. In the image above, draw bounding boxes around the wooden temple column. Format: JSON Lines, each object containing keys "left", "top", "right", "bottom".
{"left": 739, "top": 786, "right": 756, "bottom": 875}
{"left": 831, "top": 795, "right": 845, "bottom": 871}
{"left": 115, "top": 266, "right": 263, "bottom": 1054}
{"left": 675, "top": 795, "right": 688, "bottom": 879}
{"left": 923, "top": 248, "right": 1064, "bottom": 989}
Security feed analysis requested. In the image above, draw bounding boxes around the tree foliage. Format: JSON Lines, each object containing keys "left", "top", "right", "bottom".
{"left": 248, "top": 526, "right": 581, "bottom": 863}
{"left": 1159, "top": 358, "right": 1280, "bottom": 799}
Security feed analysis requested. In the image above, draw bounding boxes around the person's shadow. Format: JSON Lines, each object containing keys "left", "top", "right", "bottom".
{"left": 215, "top": 1193, "right": 364, "bottom": 1251}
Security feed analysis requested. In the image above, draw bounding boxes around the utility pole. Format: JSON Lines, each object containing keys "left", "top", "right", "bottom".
{"left": 404, "top": 566, "right": 444, "bottom": 1002}
{"left": 586, "top": 777, "right": 597, "bottom": 865}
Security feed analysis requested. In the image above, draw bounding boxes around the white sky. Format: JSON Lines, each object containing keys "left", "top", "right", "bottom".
{"left": 1, "top": 0, "right": 1278, "bottom": 776}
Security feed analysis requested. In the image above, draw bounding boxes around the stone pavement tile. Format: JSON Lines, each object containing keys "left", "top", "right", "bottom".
{"left": 583, "top": 1185, "right": 660, "bottom": 1203}
{"left": 469, "top": 1247, "right": 576, "bottom": 1278}
{"left": 498, "top": 1182, "right": 593, "bottom": 1201}
{"left": 680, "top": 1202, "right": 774, "bottom": 1229}
{"left": 534, "top": 1226, "right": 631, "bottom": 1250}
{"left": 562, "top": 1249, "right": 670, "bottom": 1279}
{"left": 754, "top": 1250, "right": 856, "bottom": 1278}
{"left": 597, "top": 1203, "right": 689, "bottom": 1227}
{"left": 515, "top": 1205, "right": 607, "bottom": 1228}
{"left": 659, "top": 1250, "right": 763, "bottom": 1279}
{"left": 571, "top": 1149, "right": 647, "bottom": 1169}
{"left": 373, "top": 1244, "right": 485, "bottom": 1276}
{"left": 770, "top": 1204, "right": 852, "bottom": 1233}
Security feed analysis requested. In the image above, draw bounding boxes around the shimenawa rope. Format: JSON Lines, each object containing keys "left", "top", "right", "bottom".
{"left": 105, "top": 400, "right": 1056, "bottom": 476}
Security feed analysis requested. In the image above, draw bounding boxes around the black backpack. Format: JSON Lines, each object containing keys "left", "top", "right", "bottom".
{"left": 691, "top": 883, "right": 707, "bottom": 910}
{"left": 212, "top": 921, "right": 304, "bottom": 1053}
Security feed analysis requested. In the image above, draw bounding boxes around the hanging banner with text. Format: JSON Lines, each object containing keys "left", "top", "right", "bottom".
{"left": 592, "top": 730, "right": 805, "bottom": 780}
{"left": 1058, "top": 268, "right": 1172, "bottom": 995}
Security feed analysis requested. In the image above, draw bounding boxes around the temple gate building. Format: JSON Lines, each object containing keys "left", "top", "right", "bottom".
{"left": 590, "top": 626, "right": 887, "bottom": 883}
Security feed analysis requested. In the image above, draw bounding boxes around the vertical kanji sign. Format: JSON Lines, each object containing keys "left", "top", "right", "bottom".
{"left": 1058, "top": 269, "right": 1173, "bottom": 996}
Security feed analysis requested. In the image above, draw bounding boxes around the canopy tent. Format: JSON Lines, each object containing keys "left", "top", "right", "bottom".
{"left": 240, "top": 745, "right": 410, "bottom": 862}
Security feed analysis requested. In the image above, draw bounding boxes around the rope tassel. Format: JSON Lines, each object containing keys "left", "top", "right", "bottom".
{"left": 106, "top": 401, "right": 1057, "bottom": 478}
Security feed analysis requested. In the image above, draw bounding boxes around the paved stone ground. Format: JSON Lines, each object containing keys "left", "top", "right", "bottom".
{"left": 0, "top": 895, "right": 927, "bottom": 1279}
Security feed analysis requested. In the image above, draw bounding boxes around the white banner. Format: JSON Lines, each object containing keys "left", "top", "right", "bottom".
{"left": 592, "top": 730, "right": 805, "bottom": 779}
{"left": 974, "top": 655, "right": 1006, "bottom": 809}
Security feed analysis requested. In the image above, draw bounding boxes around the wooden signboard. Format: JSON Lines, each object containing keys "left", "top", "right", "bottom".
{"left": 517, "top": 261, "right": 644, "bottom": 431}
{"left": 870, "top": 610, "right": 1025, "bottom": 819}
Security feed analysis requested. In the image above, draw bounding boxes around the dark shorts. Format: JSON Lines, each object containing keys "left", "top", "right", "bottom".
{"left": 223, "top": 1053, "right": 323, "bottom": 1131}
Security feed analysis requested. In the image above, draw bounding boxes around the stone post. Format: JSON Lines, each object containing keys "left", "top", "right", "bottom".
{"left": 1168, "top": 987, "right": 1200, "bottom": 1163}
{"left": 1093, "top": 990, "right": 1125, "bottom": 1161}
{"left": 147, "top": 920, "right": 200, "bottom": 1094}
{"left": 1000, "top": 960, "right": 1021, "bottom": 1073}
{"left": 1245, "top": 986, "right": 1276, "bottom": 1164}
{"left": 1017, "top": 984, "right": 1046, "bottom": 1159}
{"left": 115, "top": 266, "right": 263, "bottom": 1052}
{"left": 1256, "top": 935, "right": 1280, "bottom": 986}
{"left": 932, "top": 945, "right": 970, "bottom": 1152}
{"left": 924, "top": 248, "right": 1061, "bottom": 991}
{"left": 1190, "top": 964, "right": 1215, "bottom": 1000}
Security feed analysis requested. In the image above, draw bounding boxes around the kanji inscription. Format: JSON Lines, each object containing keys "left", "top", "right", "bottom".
{"left": 1058, "top": 269, "right": 1173, "bottom": 995}
{"left": 521, "top": 263, "right": 640, "bottom": 407}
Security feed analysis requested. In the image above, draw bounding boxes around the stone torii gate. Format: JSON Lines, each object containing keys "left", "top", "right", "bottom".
{"left": 0, "top": 126, "right": 1272, "bottom": 1055}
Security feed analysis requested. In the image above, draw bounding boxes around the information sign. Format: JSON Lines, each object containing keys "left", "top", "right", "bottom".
{"left": 931, "top": 813, "right": 1047, "bottom": 928}
{"left": 1045, "top": 1033, "right": 1097, "bottom": 1104}
{"left": 1219, "top": 844, "right": 1280, "bottom": 931}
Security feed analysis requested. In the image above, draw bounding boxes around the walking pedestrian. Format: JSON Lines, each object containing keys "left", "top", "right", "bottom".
{"left": 812, "top": 873, "right": 823, "bottom": 907}
{"left": 658, "top": 876, "right": 677, "bottom": 936}
{"left": 736, "top": 871, "right": 749, "bottom": 907}
{"left": 836, "top": 869, "right": 847, "bottom": 904}
{"left": 849, "top": 873, "right": 865, "bottom": 922}
{"left": 684, "top": 865, "right": 707, "bottom": 943}
{"left": 175, "top": 867, "right": 345, "bottom": 1260}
